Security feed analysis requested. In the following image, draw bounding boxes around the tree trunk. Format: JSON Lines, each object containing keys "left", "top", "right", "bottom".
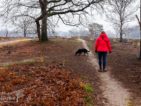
{"left": 41, "top": 15, "right": 48, "bottom": 41}
{"left": 35, "top": 0, "right": 48, "bottom": 42}
{"left": 36, "top": 20, "right": 41, "bottom": 41}
{"left": 5, "top": 30, "right": 8, "bottom": 37}
{"left": 120, "top": 28, "right": 123, "bottom": 42}
{"left": 119, "top": 22, "right": 123, "bottom": 42}
{"left": 24, "top": 31, "right": 26, "bottom": 37}
{"left": 40, "top": 0, "right": 48, "bottom": 42}
{"left": 24, "top": 27, "right": 27, "bottom": 37}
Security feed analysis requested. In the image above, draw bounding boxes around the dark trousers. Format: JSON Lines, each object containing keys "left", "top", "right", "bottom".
{"left": 97, "top": 52, "right": 107, "bottom": 70}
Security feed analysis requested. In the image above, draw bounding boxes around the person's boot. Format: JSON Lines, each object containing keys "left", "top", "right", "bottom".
{"left": 103, "top": 67, "right": 107, "bottom": 72}
{"left": 98, "top": 69, "right": 102, "bottom": 72}
{"left": 98, "top": 67, "right": 102, "bottom": 72}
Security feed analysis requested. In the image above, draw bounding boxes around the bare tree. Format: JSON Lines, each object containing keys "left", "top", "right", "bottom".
{"left": 5, "top": 28, "right": 9, "bottom": 37}
{"left": 0, "top": 0, "right": 104, "bottom": 42}
{"left": 12, "top": 17, "right": 35, "bottom": 37}
{"left": 136, "top": 0, "right": 141, "bottom": 59}
{"left": 88, "top": 23, "right": 103, "bottom": 40}
{"left": 106, "top": 0, "right": 138, "bottom": 42}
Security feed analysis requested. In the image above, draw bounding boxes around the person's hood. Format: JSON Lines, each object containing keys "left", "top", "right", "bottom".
{"left": 98, "top": 32, "right": 109, "bottom": 41}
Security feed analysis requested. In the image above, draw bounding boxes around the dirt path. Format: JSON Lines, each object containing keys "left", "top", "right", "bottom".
{"left": 0, "top": 38, "right": 35, "bottom": 66}
{"left": 0, "top": 38, "right": 32, "bottom": 47}
{"left": 80, "top": 39, "right": 131, "bottom": 106}
{"left": 0, "top": 57, "right": 44, "bottom": 67}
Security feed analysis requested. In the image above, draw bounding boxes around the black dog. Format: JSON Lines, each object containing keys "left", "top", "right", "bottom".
{"left": 75, "top": 48, "right": 90, "bottom": 56}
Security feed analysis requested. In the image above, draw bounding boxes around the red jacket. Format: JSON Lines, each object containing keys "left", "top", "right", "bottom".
{"left": 94, "top": 32, "right": 112, "bottom": 52}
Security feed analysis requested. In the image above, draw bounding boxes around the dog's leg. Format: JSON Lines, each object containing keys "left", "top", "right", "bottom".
{"left": 78, "top": 53, "right": 80, "bottom": 56}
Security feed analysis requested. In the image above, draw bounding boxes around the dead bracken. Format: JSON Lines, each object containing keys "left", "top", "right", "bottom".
{"left": 0, "top": 63, "right": 86, "bottom": 106}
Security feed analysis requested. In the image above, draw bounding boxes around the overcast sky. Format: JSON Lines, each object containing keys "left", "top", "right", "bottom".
{"left": 56, "top": 11, "right": 140, "bottom": 33}
{"left": 56, "top": 0, "right": 140, "bottom": 33}
{"left": 55, "top": 13, "right": 114, "bottom": 32}
{"left": 0, "top": 0, "right": 140, "bottom": 35}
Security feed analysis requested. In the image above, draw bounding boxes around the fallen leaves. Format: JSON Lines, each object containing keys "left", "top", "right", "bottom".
{"left": 0, "top": 63, "right": 86, "bottom": 106}
{"left": 0, "top": 77, "right": 5, "bottom": 82}
{"left": 11, "top": 76, "right": 27, "bottom": 85}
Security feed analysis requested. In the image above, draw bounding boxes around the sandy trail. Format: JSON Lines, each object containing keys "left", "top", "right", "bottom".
{"left": 80, "top": 39, "right": 131, "bottom": 106}
{"left": 0, "top": 38, "right": 32, "bottom": 47}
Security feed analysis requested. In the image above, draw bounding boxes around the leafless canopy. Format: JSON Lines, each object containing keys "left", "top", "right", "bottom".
{"left": 88, "top": 23, "right": 103, "bottom": 39}
{"left": 0, "top": 0, "right": 104, "bottom": 41}
{"left": 106, "top": 0, "right": 138, "bottom": 42}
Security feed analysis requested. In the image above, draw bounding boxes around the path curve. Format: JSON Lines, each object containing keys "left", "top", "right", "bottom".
{"left": 79, "top": 39, "right": 131, "bottom": 106}
{"left": 0, "top": 38, "right": 32, "bottom": 47}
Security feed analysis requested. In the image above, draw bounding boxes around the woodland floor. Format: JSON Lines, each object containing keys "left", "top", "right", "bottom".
{"left": 0, "top": 38, "right": 141, "bottom": 106}
{"left": 0, "top": 38, "right": 104, "bottom": 106}
{"left": 108, "top": 41, "right": 141, "bottom": 106}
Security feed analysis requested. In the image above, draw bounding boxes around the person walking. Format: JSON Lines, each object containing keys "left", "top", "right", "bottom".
{"left": 94, "top": 31, "right": 112, "bottom": 72}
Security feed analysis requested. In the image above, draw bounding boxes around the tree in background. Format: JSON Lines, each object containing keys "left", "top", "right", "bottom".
{"left": 88, "top": 23, "right": 103, "bottom": 40}
{"left": 12, "top": 17, "right": 36, "bottom": 37}
{"left": 136, "top": 0, "right": 141, "bottom": 59}
{"left": 0, "top": 0, "right": 104, "bottom": 42}
{"left": 106, "top": 0, "right": 138, "bottom": 42}
{"left": 5, "top": 26, "right": 9, "bottom": 37}
{"left": 69, "top": 27, "right": 89, "bottom": 38}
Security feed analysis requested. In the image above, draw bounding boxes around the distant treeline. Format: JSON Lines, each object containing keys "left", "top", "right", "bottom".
{"left": 0, "top": 26, "right": 140, "bottom": 39}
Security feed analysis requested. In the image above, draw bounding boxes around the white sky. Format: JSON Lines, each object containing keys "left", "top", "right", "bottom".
{"left": 0, "top": 0, "right": 140, "bottom": 34}
{"left": 55, "top": 13, "right": 113, "bottom": 32}
{"left": 56, "top": 0, "right": 140, "bottom": 33}
{"left": 58, "top": 13, "right": 139, "bottom": 32}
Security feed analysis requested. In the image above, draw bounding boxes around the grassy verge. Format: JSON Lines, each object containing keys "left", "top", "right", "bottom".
{"left": 0, "top": 57, "right": 45, "bottom": 67}
{"left": 80, "top": 82, "right": 94, "bottom": 106}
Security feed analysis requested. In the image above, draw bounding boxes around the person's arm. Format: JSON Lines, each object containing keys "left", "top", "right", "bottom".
{"left": 94, "top": 39, "right": 98, "bottom": 53}
{"left": 107, "top": 40, "right": 112, "bottom": 53}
